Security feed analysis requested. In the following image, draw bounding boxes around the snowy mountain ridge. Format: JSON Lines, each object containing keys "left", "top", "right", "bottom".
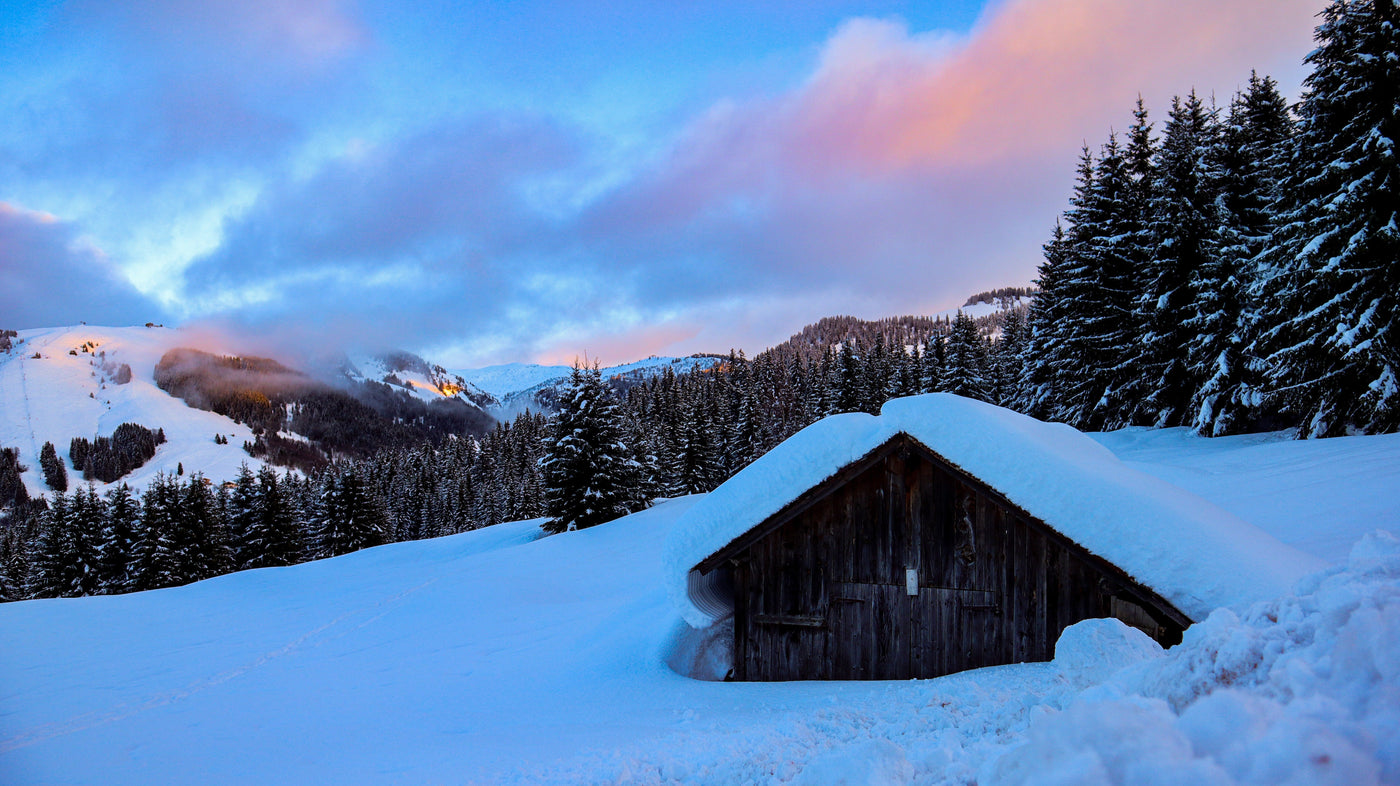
{"left": 457, "top": 355, "right": 724, "bottom": 419}
{"left": 341, "top": 351, "right": 495, "bottom": 411}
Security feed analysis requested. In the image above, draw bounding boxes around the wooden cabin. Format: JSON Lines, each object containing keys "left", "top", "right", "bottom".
{"left": 668, "top": 394, "right": 1319, "bottom": 683}
{"left": 690, "top": 432, "right": 1191, "bottom": 681}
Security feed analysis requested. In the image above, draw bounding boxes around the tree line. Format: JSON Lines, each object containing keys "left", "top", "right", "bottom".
{"left": 0, "top": 465, "right": 393, "bottom": 601}
{"left": 1022, "top": 2, "right": 1396, "bottom": 437}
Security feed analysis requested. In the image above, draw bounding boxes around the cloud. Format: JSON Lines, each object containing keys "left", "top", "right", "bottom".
{"left": 0, "top": 203, "right": 167, "bottom": 329}
{"left": 568, "top": 0, "right": 1322, "bottom": 357}
{"left": 165, "top": 0, "right": 1325, "bottom": 366}
{"left": 176, "top": 113, "right": 587, "bottom": 354}
{"left": 5, "top": 0, "right": 369, "bottom": 182}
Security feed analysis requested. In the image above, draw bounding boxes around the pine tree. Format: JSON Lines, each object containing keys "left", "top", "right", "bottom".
{"left": 167, "top": 475, "right": 231, "bottom": 584}
{"left": 624, "top": 413, "right": 664, "bottom": 507}
{"left": 541, "top": 365, "right": 646, "bottom": 533}
{"left": 1023, "top": 222, "right": 1070, "bottom": 418}
{"left": 835, "top": 341, "right": 865, "bottom": 414}
{"left": 921, "top": 334, "right": 945, "bottom": 395}
{"left": 942, "top": 312, "right": 991, "bottom": 401}
{"left": 995, "top": 308, "right": 1029, "bottom": 408}
{"left": 316, "top": 466, "right": 387, "bottom": 558}
{"left": 240, "top": 466, "right": 303, "bottom": 568}
{"left": 668, "top": 392, "right": 725, "bottom": 495}
{"left": 226, "top": 464, "right": 260, "bottom": 568}
{"left": 131, "top": 473, "right": 180, "bottom": 591}
{"left": 1258, "top": 0, "right": 1400, "bottom": 436}
{"left": 0, "top": 524, "right": 32, "bottom": 602}
{"left": 39, "top": 441, "right": 68, "bottom": 493}
{"left": 28, "top": 492, "right": 71, "bottom": 598}
{"left": 1127, "top": 91, "right": 1221, "bottom": 427}
{"left": 99, "top": 483, "right": 140, "bottom": 593}
{"left": 893, "top": 343, "right": 922, "bottom": 400}
{"left": 866, "top": 333, "right": 894, "bottom": 412}
{"left": 1048, "top": 140, "right": 1142, "bottom": 428}
{"left": 1190, "top": 73, "right": 1294, "bottom": 435}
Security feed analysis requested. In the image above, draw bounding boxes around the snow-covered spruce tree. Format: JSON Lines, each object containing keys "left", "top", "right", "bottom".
{"left": 541, "top": 364, "right": 647, "bottom": 533}
{"left": 240, "top": 466, "right": 303, "bottom": 568}
{"left": 1257, "top": 0, "right": 1400, "bottom": 436}
{"left": 865, "top": 333, "right": 895, "bottom": 413}
{"left": 994, "top": 307, "right": 1029, "bottom": 408}
{"left": 167, "top": 474, "right": 231, "bottom": 584}
{"left": 1045, "top": 139, "right": 1141, "bottom": 428}
{"left": 226, "top": 463, "right": 260, "bottom": 568}
{"left": 894, "top": 342, "right": 922, "bottom": 399}
{"left": 132, "top": 473, "right": 189, "bottom": 591}
{"left": 67, "top": 486, "right": 106, "bottom": 596}
{"left": 1103, "top": 99, "right": 1162, "bottom": 424}
{"left": 835, "top": 341, "right": 866, "bottom": 414}
{"left": 922, "top": 333, "right": 945, "bottom": 396}
{"left": 0, "top": 525, "right": 31, "bottom": 602}
{"left": 668, "top": 392, "right": 725, "bottom": 496}
{"left": 316, "top": 465, "right": 387, "bottom": 558}
{"left": 39, "top": 441, "right": 67, "bottom": 493}
{"left": 1041, "top": 146, "right": 1105, "bottom": 425}
{"left": 1022, "top": 222, "right": 1070, "bottom": 417}
{"left": 98, "top": 483, "right": 140, "bottom": 593}
{"left": 624, "top": 412, "right": 664, "bottom": 507}
{"left": 942, "top": 311, "right": 991, "bottom": 402}
{"left": 26, "top": 492, "right": 70, "bottom": 599}
{"left": 29, "top": 490, "right": 100, "bottom": 598}
{"left": 814, "top": 345, "right": 838, "bottom": 416}
{"left": 1189, "top": 73, "right": 1294, "bottom": 436}
{"left": 1125, "top": 91, "right": 1221, "bottom": 427}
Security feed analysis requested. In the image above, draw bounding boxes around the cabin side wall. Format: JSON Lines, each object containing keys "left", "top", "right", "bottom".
{"left": 731, "top": 444, "right": 1184, "bottom": 681}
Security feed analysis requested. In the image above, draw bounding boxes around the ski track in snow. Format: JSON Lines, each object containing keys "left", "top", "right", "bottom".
{"left": 5, "top": 332, "right": 59, "bottom": 459}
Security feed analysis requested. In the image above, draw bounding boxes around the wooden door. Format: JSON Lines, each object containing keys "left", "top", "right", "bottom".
{"left": 829, "top": 581, "right": 912, "bottom": 680}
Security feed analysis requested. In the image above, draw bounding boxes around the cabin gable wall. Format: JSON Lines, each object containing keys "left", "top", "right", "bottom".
{"left": 729, "top": 440, "right": 1184, "bottom": 681}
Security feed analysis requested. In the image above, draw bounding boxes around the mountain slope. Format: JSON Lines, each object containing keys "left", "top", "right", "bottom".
{"left": 0, "top": 326, "right": 269, "bottom": 498}
{"left": 342, "top": 351, "right": 496, "bottom": 410}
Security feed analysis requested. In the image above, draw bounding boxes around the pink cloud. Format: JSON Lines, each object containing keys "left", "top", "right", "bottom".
{"left": 577, "top": 0, "right": 1324, "bottom": 361}
{"left": 785, "top": 0, "right": 1322, "bottom": 175}
{"left": 532, "top": 320, "right": 707, "bottom": 367}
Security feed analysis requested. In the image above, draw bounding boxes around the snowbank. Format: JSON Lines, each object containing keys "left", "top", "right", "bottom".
{"left": 982, "top": 529, "right": 1400, "bottom": 785}
{"left": 666, "top": 394, "right": 1325, "bottom": 627}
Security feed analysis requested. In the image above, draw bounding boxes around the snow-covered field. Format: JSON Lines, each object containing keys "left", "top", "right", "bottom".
{"left": 1093, "top": 427, "right": 1400, "bottom": 564}
{"left": 0, "top": 326, "right": 268, "bottom": 499}
{"left": 1, "top": 422, "right": 1397, "bottom": 784}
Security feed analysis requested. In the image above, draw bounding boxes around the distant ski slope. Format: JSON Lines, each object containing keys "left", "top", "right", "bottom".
{"left": 0, "top": 326, "right": 269, "bottom": 498}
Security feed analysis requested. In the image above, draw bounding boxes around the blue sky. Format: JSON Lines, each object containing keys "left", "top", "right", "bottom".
{"left": 1, "top": 0, "right": 1320, "bottom": 365}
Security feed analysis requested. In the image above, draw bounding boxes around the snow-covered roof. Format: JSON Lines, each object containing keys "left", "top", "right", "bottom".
{"left": 665, "top": 394, "right": 1326, "bottom": 627}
